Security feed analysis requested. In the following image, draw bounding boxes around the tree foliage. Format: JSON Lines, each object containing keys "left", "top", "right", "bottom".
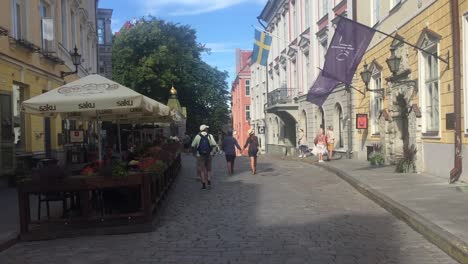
{"left": 112, "top": 17, "right": 230, "bottom": 135}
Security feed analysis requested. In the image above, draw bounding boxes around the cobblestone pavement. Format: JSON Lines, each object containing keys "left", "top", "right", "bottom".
{"left": 0, "top": 154, "right": 458, "bottom": 264}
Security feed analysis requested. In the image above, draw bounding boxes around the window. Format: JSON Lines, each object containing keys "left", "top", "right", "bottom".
{"left": 245, "top": 79, "right": 250, "bottom": 96}
{"left": 61, "top": 0, "right": 67, "bottom": 46}
{"left": 70, "top": 10, "right": 76, "bottom": 48}
{"left": 291, "top": 1, "right": 296, "bottom": 38}
{"left": 304, "top": 0, "right": 310, "bottom": 28}
{"left": 11, "top": 0, "right": 26, "bottom": 39}
{"left": 419, "top": 43, "right": 440, "bottom": 134}
{"left": 321, "top": 0, "right": 328, "bottom": 18}
{"left": 372, "top": 0, "right": 380, "bottom": 25}
{"left": 245, "top": 105, "right": 251, "bottom": 121}
{"left": 98, "top": 19, "right": 105, "bottom": 44}
{"left": 0, "top": 94, "right": 13, "bottom": 143}
{"left": 370, "top": 72, "right": 383, "bottom": 134}
{"left": 12, "top": 85, "right": 25, "bottom": 149}
{"left": 40, "top": 1, "right": 53, "bottom": 51}
{"left": 303, "top": 51, "right": 310, "bottom": 93}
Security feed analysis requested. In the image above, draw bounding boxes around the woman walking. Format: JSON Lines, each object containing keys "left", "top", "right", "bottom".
{"left": 222, "top": 131, "right": 242, "bottom": 175}
{"left": 243, "top": 129, "right": 260, "bottom": 174}
{"left": 313, "top": 128, "right": 327, "bottom": 162}
{"left": 297, "top": 128, "right": 308, "bottom": 158}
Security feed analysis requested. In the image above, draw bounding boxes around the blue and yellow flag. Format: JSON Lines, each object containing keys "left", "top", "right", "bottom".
{"left": 252, "top": 29, "right": 272, "bottom": 66}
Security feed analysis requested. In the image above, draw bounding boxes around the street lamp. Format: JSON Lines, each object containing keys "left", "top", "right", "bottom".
{"left": 61, "top": 46, "right": 82, "bottom": 78}
{"left": 360, "top": 63, "right": 372, "bottom": 89}
{"left": 386, "top": 47, "right": 401, "bottom": 76}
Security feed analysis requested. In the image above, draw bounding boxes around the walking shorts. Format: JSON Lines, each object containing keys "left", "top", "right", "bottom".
{"left": 197, "top": 155, "right": 212, "bottom": 172}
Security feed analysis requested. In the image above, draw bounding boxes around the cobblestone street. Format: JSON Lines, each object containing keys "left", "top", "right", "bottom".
{"left": 0, "top": 155, "right": 458, "bottom": 264}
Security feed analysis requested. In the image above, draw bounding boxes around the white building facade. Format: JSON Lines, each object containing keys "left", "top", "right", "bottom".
{"left": 253, "top": 0, "right": 354, "bottom": 156}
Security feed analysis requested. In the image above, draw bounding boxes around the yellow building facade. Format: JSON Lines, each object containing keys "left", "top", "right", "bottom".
{"left": 0, "top": 0, "right": 97, "bottom": 175}
{"left": 354, "top": 0, "right": 468, "bottom": 180}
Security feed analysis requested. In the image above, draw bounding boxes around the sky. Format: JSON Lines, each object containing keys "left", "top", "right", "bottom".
{"left": 98, "top": 0, "right": 267, "bottom": 87}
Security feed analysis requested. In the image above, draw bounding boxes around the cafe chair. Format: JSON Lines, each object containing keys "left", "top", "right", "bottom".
{"left": 32, "top": 165, "right": 70, "bottom": 220}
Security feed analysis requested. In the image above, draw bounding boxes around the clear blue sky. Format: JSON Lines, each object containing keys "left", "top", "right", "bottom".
{"left": 99, "top": 0, "right": 267, "bottom": 87}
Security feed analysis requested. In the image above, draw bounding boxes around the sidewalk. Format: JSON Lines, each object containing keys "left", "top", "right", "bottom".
{"left": 312, "top": 158, "right": 468, "bottom": 264}
{"left": 0, "top": 180, "right": 19, "bottom": 252}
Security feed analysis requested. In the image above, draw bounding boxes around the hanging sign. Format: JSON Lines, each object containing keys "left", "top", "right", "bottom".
{"left": 258, "top": 126, "right": 265, "bottom": 134}
{"left": 356, "top": 114, "right": 368, "bottom": 129}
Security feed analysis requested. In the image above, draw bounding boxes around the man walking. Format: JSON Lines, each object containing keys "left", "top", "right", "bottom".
{"left": 191, "top": 125, "right": 217, "bottom": 189}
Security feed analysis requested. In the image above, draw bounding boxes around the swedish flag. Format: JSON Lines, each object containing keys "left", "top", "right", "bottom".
{"left": 252, "top": 29, "right": 272, "bottom": 66}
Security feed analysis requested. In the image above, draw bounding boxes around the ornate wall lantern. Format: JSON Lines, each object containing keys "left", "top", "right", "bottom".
{"left": 61, "top": 46, "right": 82, "bottom": 78}
{"left": 386, "top": 47, "right": 401, "bottom": 76}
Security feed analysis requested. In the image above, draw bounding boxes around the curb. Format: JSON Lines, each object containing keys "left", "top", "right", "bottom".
{"left": 316, "top": 163, "right": 468, "bottom": 264}
{"left": 0, "top": 233, "right": 19, "bottom": 253}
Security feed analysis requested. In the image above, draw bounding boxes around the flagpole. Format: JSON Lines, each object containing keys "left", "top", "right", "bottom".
{"left": 251, "top": 25, "right": 291, "bottom": 46}
{"left": 335, "top": 14, "right": 449, "bottom": 64}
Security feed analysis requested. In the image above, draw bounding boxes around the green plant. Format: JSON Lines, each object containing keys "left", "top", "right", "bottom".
{"left": 369, "top": 152, "right": 385, "bottom": 166}
{"left": 112, "top": 160, "right": 128, "bottom": 178}
{"left": 395, "top": 144, "right": 418, "bottom": 173}
{"left": 368, "top": 143, "right": 384, "bottom": 166}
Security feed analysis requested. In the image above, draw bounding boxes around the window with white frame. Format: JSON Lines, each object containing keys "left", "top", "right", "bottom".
{"left": 98, "top": 19, "right": 105, "bottom": 44}
{"left": 40, "top": 0, "right": 54, "bottom": 52}
{"left": 303, "top": 51, "right": 310, "bottom": 93}
{"left": 372, "top": 0, "right": 380, "bottom": 25}
{"left": 11, "top": 0, "right": 26, "bottom": 40}
{"left": 245, "top": 79, "right": 250, "bottom": 96}
{"left": 282, "top": 14, "right": 287, "bottom": 46}
{"left": 321, "top": 0, "right": 328, "bottom": 18}
{"left": 245, "top": 105, "right": 251, "bottom": 121}
{"left": 61, "top": 0, "right": 68, "bottom": 46}
{"left": 304, "top": 0, "right": 310, "bottom": 29}
{"left": 420, "top": 44, "right": 440, "bottom": 134}
{"left": 370, "top": 71, "right": 383, "bottom": 134}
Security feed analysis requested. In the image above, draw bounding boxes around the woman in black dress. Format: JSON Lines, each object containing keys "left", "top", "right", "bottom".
{"left": 243, "top": 129, "right": 259, "bottom": 174}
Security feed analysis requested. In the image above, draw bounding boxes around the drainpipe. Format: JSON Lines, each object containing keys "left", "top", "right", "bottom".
{"left": 449, "top": 0, "right": 462, "bottom": 183}
{"left": 346, "top": 0, "right": 357, "bottom": 159}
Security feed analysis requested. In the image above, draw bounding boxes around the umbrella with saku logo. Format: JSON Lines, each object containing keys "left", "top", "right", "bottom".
{"left": 22, "top": 74, "right": 182, "bottom": 159}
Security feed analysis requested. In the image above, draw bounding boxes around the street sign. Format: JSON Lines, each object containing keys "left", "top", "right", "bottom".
{"left": 258, "top": 126, "right": 265, "bottom": 134}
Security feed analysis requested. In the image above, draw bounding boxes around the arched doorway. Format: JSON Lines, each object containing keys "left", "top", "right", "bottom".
{"left": 334, "top": 103, "right": 344, "bottom": 148}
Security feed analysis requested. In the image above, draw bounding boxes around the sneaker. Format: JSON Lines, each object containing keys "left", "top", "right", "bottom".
{"left": 318, "top": 160, "right": 324, "bottom": 163}
{"left": 202, "top": 183, "right": 207, "bottom": 189}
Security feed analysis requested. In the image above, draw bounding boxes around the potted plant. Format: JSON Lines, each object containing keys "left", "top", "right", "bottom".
{"left": 368, "top": 143, "right": 385, "bottom": 166}
{"left": 395, "top": 144, "right": 418, "bottom": 173}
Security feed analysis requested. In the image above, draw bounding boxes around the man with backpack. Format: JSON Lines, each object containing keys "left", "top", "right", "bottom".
{"left": 191, "top": 125, "right": 218, "bottom": 189}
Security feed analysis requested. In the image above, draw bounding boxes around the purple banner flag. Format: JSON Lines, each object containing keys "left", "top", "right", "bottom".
{"left": 306, "top": 72, "right": 340, "bottom": 106}
{"left": 322, "top": 17, "right": 375, "bottom": 84}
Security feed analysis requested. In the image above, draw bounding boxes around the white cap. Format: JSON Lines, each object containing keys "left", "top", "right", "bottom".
{"left": 200, "top": 124, "right": 209, "bottom": 131}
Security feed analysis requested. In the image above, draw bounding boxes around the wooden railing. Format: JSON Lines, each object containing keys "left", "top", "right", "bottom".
{"left": 17, "top": 153, "right": 181, "bottom": 240}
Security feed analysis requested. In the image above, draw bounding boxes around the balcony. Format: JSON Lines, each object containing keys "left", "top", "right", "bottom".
{"left": 267, "top": 87, "right": 296, "bottom": 106}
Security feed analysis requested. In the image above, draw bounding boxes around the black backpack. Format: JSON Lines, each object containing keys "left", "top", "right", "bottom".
{"left": 197, "top": 134, "right": 212, "bottom": 156}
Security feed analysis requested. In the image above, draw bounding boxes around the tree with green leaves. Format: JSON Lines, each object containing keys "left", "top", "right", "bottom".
{"left": 112, "top": 17, "right": 230, "bottom": 135}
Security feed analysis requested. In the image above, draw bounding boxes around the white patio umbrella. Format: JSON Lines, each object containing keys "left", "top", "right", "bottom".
{"left": 22, "top": 74, "right": 173, "bottom": 160}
